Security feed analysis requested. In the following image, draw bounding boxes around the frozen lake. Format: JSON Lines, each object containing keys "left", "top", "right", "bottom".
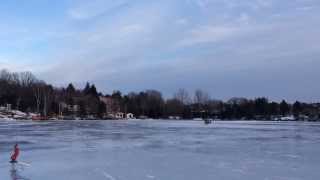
{"left": 0, "top": 120, "right": 320, "bottom": 180}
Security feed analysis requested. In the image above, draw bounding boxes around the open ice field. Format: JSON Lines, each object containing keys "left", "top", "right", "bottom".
{"left": 0, "top": 120, "right": 320, "bottom": 180}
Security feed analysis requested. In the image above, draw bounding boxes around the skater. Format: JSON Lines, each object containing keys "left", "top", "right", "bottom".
{"left": 10, "top": 144, "right": 20, "bottom": 163}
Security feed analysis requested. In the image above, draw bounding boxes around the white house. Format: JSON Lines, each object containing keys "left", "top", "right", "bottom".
{"left": 115, "top": 112, "right": 125, "bottom": 119}
{"left": 126, "top": 113, "right": 134, "bottom": 119}
{"left": 280, "top": 116, "right": 295, "bottom": 121}
{"left": 0, "top": 104, "right": 12, "bottom": 112}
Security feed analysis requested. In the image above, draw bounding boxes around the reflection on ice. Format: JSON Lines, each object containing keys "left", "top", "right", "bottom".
{"left": 10, "top": 164, "right": 30, "bottom": 180}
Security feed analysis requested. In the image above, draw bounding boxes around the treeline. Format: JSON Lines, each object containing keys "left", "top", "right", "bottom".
{"left": 122, "top": 90, "right": 319, "bottom": 120}
{"left": 0, "top": 69, "right": 103, "bottom": 117}
{"left": 0, "top": 69, "right": 319, "bottom": 120}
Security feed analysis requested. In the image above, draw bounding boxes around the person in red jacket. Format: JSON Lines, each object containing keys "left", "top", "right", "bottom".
{"left": 10, "top": 144, "right": 20, "bottom": 163}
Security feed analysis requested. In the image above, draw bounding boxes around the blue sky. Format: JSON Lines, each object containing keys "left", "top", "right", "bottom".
{"left": 0, "top": 0, "right": 320, "bottom": 101}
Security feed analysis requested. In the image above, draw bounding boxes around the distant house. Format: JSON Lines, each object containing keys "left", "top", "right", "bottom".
{"left": 0, "top": 106, "right": 6, "bottom": 112}
{"left": 297, "top": 115, "right": 309, "bottom": 121}
{"left": 126, "top": 113, "right": 134, "bottom": 119}
{"left": 280, "top": 115, "right": 295, "bottom": 121}
{"left": 169, "top": 116, "right": 181, "bottom": 120}
{"left": 0, "top": 104, "right": 12, "bottom": 113}
{"left": 6, "top": 104, "right": 12, "bottom": 111}
{"left": 115, "top": 112, "right": 125, "bottom": 119}
{"left": 59, "top": 102, "right": 79, "bottom": 115}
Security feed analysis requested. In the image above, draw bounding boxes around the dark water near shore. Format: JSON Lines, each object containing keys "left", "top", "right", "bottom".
{"left": 0, "top": 120, "right": 320, "bottom": 180}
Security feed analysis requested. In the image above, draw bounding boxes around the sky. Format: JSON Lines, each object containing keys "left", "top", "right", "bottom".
{"left": 0, "top": 0, "right": 319, "bottom": 102}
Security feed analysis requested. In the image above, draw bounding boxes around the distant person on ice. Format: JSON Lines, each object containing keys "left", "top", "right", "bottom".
{"left": 10, "top": 144, "right": 20, "bottom": 163}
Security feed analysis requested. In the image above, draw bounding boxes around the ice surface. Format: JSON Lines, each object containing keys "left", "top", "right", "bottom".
{"left": 0, "top": 120, "right": 320, "bottom": 180}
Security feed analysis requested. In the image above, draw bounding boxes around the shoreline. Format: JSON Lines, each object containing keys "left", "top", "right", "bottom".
{"left": 1, "top": 118, "right": 319, "bottom": 123}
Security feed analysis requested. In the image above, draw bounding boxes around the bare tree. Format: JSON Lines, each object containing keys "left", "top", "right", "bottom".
{"left": 42, "top": 85, "right": 54, "bottom": 117}
{"left": 16, "top": 72, "right": 38, "bottom": 110}
{"left": 174, "top": 88, "right": 191, "bottom": 105}
{"left": 194, "top": 89, "right": 210, "bottom": 105}
{"left": 33, "top": 81, "right": 46, "bottom": 113}
{"left": 33, "top": 85, "right": 42, "bottom": 114}
{"left": 0, "top": 69, "right": 12, "bottom": 82}
{"left": 19, "top": 71, "right": 37, "bottom": 87}
{"left": 11, "top": 72, "right": 20, "bottom": 85}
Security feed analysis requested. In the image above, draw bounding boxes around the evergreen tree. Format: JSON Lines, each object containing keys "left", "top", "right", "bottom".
{"left": 66, "top": 83, "right": 76, "bottom": 94}
{"left": 293, "top": 101, "right": 302, "bottom": 117}
{"left": 280, "top": 100, "right": 290, "bottom": 116}
{"left": 89, "top": 84, "right": 98, "bottom": 97}
{"left": 269, "top": 102, "right": 279, "bottom": 115}
{"left": 83, "top": 82, "right": 91, "bottom": 95}
{"left": 111, "top": 91, "right": 122, "bottom": 100}
{"left": 254, "top": 97, "right": 269, "bottom": 116}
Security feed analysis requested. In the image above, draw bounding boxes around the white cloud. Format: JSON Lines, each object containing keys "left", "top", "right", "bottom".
{"left": 68, "top": 0, "right": 129, "bottom": 20}
{"left": 296, "top": 6, "right": 314, "bottom": 11}
{"left": 237, "top": 13, "right": 250, "bottom": 25}
{"left": 0, "top": 59, "right": 35, "bottom": 72}
{"left": 122, "top": 24, "right": 145, "bottom": 34}
{"left": 250, "top": 0, "right": 273, "bottom": 9}
{"left": 176, "top": 18, "right": 189, "bottom": 25}
{"left": 68, "top": 9, "right": 89, "bottom": 20}
{"left": 177, "top": 25, "right": 247, "bottom": 47}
